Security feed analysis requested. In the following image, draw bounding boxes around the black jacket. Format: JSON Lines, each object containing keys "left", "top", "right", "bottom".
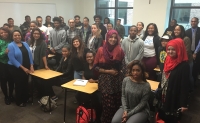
{"left": 85, "top": 34, "right": 103, "bottom": 52}
{"left": 61, "top": 23, "right": 69, "bottom": 31}
{"left": 20, "top": 22, "right": 30, "bottom": 37}
{"left": 185, "top": 27, "right": 200, "bottom": 49}
{"left": 99, "top": 23, "right": 107, "bottom": 40}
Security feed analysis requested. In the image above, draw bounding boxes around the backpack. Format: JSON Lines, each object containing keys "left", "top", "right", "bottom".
{"left": 38, "top": 96, "right": 57, "bottom": 112}
{"left": 76, "top": 106, "right": 96, "bottom": 123}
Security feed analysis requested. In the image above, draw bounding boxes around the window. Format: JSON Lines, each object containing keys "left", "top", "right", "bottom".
{"left": 96, "top": 0, "right": 133, "bottom": 36}
{"left": 170, "top": 0, "right": 200, "bottom": 30}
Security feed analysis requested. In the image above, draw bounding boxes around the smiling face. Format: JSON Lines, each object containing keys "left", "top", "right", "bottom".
{"left": 68, "top": 19, "right": 75, "bottom": 28}
{"left": 8, "top": 19, "right": 14, "bottom": 27}
{"left": 1, "top": 30, "right": 8, "bottom": 40}
{"left": 147, "top": 25, "right": 155, "bottom": 35}
{"left": 167, "top": 46, "right": 177, "bottom": 58}
{"left": 73, "top": 39, "right": 80, "bottom": 48}
{"left": 33, "top": 30, "right": 40, "bottom": 40}
{"left": 95, "top": 18, "right": 101, "bottom": 25}
{"left": 131, "top": 65, "right": 142, "bottom": 80}
{"left": 86, "top": 52, "right": 94, "bottom": 64}
{"left": 13, "top": 31, "right": 21, "bottom": 43}
{"left": 137, "top": 22, "right": 143, "bottom": 31}
{"left": 62, "top": 47, "right": 70, "bottom": 57}
{"left": 30, "top": 23, "right": 37, "bottom": 31}
{"left": 107, "top": 24, "right": 113, "bottom": 31}
{"left": 108, "top": 34, "right": 117, "bottom": 45}
{"left": 174, "top": 26, "right": 181, "bottom": 37}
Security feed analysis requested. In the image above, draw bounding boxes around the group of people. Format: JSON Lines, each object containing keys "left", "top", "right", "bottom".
{"left": 0, "top": 13, "right": 200, "bottom": 123}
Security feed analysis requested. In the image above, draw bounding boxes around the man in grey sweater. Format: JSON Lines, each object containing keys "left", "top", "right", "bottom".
{"left": 121, "top": 25, "right": 144, "bottom": 65}
{"left": 50, "top": 17, "right": 66, "bottom": 65}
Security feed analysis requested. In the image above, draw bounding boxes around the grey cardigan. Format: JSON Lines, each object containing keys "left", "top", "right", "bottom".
{"left": 49, "top": 28, "right": 66, "bottom": 53}
{"left": 121, "top": 36, "right": 144, "bottom": 65}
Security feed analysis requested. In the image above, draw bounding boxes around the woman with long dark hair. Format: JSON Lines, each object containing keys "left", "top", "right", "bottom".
{"left": 93, "top": 30, "right": 125, "bottom": 123}
{"left": 8, "top": 30, "right": 34, "bottom": 107}
{"left": 112, "top": 60, "right": 151, "bottom": 123}
{"left": 0, "top": 27, "right": 14, "bottom": 105}
{"left": 142, "top": 23, "right": 160, "bottom": 80}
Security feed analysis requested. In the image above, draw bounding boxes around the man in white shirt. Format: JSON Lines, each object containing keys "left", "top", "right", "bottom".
{"left": 36, "top": 16, "right": 50, "bottom": 37}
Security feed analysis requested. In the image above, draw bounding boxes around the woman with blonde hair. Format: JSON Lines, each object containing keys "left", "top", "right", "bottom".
{"left": 85, "top": 23, "right": 103, "bottom": 52}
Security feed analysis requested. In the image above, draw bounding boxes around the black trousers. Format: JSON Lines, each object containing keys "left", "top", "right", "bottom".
{"left": 0, "top": 62, "right": 14, "bottom": 98}
{"left": 8, "top": 65, "right": 29, "bottom": 105}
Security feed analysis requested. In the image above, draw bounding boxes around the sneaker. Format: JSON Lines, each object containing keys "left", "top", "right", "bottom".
{"left": 51, "top": 96, "right": 58, "bottom": 101}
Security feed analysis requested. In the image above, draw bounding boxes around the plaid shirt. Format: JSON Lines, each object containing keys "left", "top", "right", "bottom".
{"left": 66, "top": 28, "right": 83, "bottom": 44}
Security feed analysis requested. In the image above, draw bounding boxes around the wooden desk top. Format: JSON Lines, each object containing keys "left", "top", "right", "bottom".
{"left": 30, "top": 69, "right": 63, "bottom": 79}
{"left": 154, "top": 68, "right": 161, "bottom": 72}
{"left": 147, "top": 79, "right": 159, "bottom": 91}
{"left": 61, "top": 80, "right": 98, "bottom": 94}
{"left": 48, "top": 54, "right": 55, "bottom": 58}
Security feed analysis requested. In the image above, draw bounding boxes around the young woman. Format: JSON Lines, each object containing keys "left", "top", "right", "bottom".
{"left": 103, "top": 17, "right": 110, "bottom": 28}
{"left": 71, "top": 36, "right": 89, "bottom": 79}
{"left": 0, "top": 27, "right": 14, "bottom": 105}
{"left": 8, "top": 30, "right": 34, "bottom": 107}
{"left": 112, "top": 60, "right": 151, "bottom": 123}
{"left": 93, "top": 30, "right": 125, "bottom": 123}
{"left": 85, "top": 24, "right": 103, "bottom": 52}
{"left": 172, "top": 25, "right": 193, "bottom": 91}
{"left": 28, "top": 28, "right": 49, "bottom": 70}
{"left": 137, "top": 22, "right": 145, "bottom": 39}
{"left": 142, "top": 23, "right": 160, "bottom": 80}
{"left": 157, "top": 38, "right": 189, "bottom": 123}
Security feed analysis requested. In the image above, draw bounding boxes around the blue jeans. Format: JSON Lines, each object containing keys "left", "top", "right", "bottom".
{"left": 74, "top": 71, "right": 83, "bottom": 79}
{"left": 189, "top": 62, "right": 194, "bottom": 91}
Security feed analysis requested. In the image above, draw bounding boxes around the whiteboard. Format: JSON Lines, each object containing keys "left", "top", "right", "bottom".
{"left": 0, "top": 2, "right": 57, "bottom": 27}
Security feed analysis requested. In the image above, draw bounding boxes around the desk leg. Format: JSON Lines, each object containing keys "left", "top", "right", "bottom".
{"left": 64, "top": 88, "right": 67, "bottom": 123}
{"left": 31, "top": 76, "right": 33, "bottom": 105}
{"left": 49, "top": 95, "right": 52, "bottom": 114}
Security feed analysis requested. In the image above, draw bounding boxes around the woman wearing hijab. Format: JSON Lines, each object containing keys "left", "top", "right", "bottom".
{"left": 157, "top": 38, "right": 190, "bottom": 123}
{"left": 93, "top": 30, "right": 125, "bottom": 123}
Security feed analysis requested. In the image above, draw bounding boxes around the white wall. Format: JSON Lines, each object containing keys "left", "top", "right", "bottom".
{"left": 133, "top": 0, "right": 171, "bottom": 35}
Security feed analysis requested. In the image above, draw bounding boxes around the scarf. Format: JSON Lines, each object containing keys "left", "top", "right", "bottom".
{"left": 164, "top": 38, "right": 188, "bottom": 76}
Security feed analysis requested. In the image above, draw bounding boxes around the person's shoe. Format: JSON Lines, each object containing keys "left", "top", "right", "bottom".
{"left": 51, "top": 96, "right": 58, "bottom": 101}
{"left": 5, "top": 97, "right": 11, "bottom": 105}
{"left": 9, "top": 96, "right": 15, "bottom": 102}
{"left": 17, "top": 103, "right": 26, "bottom": 107}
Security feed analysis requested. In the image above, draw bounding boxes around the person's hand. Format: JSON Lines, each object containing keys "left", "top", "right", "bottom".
{"left": 30, "top": 66, "right": 34, "bottom": 73}
{"left": 193, "top": 53, "right": 197, "bottom": 60}
{"left": 45, "top": 66, "right": 50, "bottom": 70}
{"left": 51, "top": 48, "right": 56, "bottom": 54}
{"left": 108, "top": 69, "right": 118, "bottom": 76}
{"left": 88, "top": 79, "right": 96, "bottom": 83}
{"left": 181, "top": 107, "right": 188, "bottom": 112}
{"left": 5, "top": 48, "right": 9, "bottom": 54}
{"left": 23, "top": 68, "right": 30, "bottom": 74}
{"left": 122, "top": 111, "right": 127, "bottom": 123}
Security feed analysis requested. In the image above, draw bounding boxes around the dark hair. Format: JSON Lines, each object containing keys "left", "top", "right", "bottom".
{"left": 62, "top": 45, "right": 71, "bottom": 51}
{"left": 143, "top": 23, "right": 159, "bottom": 39}
{"left": 74, "top": 15, "right": 80, "bottom": 19}
{"left": 12, "top": 30, "right": 23, "bottom": 41}
{"left": 30, "top": 28, "right": 44, "bottom": 46}
{"left": 117, "top": 19, "right": 121, "bottom": 21}
{"left": 36, "top": 16, "right": 42, "bottom": 19}
{"left": 107, "top": 23, "right": 113, "bottom": 27}
{"left": 7, "top": 18, "right": 13, "bottom": 22}
{"left": 104, "top": 17, "right": 110, "bottom": 24}
{"left": 0, "top": 27, "right": 12, "bottom": 41}
{"left": 53, "top": 17, "right": 62, "bottom": 23}
{"left": 30, "top": 21, "right": 38, "bottom": 26}
{"left": 46, "top": 15, "right": 51, "bottom": 19}
{"left": 83, "top": 17, "right": 89, "bottom": 22}
{"left": 171, "top": 25, "right": 186, "bottom": 39}
{"left": 86, "top": 50, "right": 96, "bottom": 57}
{"left": 3, "top": 23, "right": 9, "bottom": 27}
{"left": 93, "top": 15, "right": 102, "bottom": 21}
{"left": 25, "top": 15, "right": 30, "bottom": 19}
{"left": 129, "top": 25, "right": 138, "bottom": 32}
{"left": 127, "top": 60, "right": 148, "bottom": 82}
{"left": 71, "top": 36, "right": 85, "bottom": 59}
{"left": 137, "top": 22, "right": 144, "bottom": 27}
{"left": 192, "top": 17, "right": 199, "bottom": 22}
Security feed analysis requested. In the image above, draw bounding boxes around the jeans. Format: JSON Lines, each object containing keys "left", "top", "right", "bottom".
{"left": 74, "top": 71, "right": 83, "bottom": 79}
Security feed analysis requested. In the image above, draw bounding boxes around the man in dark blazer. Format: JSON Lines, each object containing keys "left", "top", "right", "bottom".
{"left": 186, "top": 17, "right": 200, "bottom": 84}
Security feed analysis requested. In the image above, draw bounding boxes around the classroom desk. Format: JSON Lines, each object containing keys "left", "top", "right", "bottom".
{"left": 48, "top": 54, "right": 55, "bottom": 58}
{"left": 154, "top": 68, "right": 161, "bottom": 72}
{"left": 61, "top": 80, "right": 98, "bottom": 123}
{"left": 30, "top": 69, "right": 63, "bottom": 114}
{"left": 147, "top": 79, "right": 159, "bottom": 91}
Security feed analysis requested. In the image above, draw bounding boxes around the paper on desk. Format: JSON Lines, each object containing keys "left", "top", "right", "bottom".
{"left": 73, "top": 79, "right": 88, "bottom": 86}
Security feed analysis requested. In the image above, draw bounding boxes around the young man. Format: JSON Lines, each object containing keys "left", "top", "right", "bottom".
{"left": 7, "top": 18, "right": 21, "bottom": 33}
{"left": 59, "top": 16, "right": 69, "bottom": 31}
{"left": 49, "top": 17, "right": 66, "bottom": 65}
{"left": 20, "top": 15, "right": 31, "bottom": 37}
{"left": 36, "top": 16, "right": 50, "bottom": 37}
{"left": 93, "top": 15, "right": 107, "bottom": 40}
{"left": 74, "top": 15, "right": 82, "bottom": 29}
{"left": 82, "top": 17, "right": 91, "bottom": 42}
{"left": 114, "top": 19, "right": 125, "bottom": 40}
{"left": 66, "top": 19, "right": 83, "bottom": 44}
{"left": 121, "top": 25, "right": 144, "bottom": 65}
{"left": 43, "top": 15, "right": 54, "bottom": 32}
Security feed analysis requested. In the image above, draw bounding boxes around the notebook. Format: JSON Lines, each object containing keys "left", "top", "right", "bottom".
{"left": 73, "top": 79, "right": 88, "bottom": 86}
